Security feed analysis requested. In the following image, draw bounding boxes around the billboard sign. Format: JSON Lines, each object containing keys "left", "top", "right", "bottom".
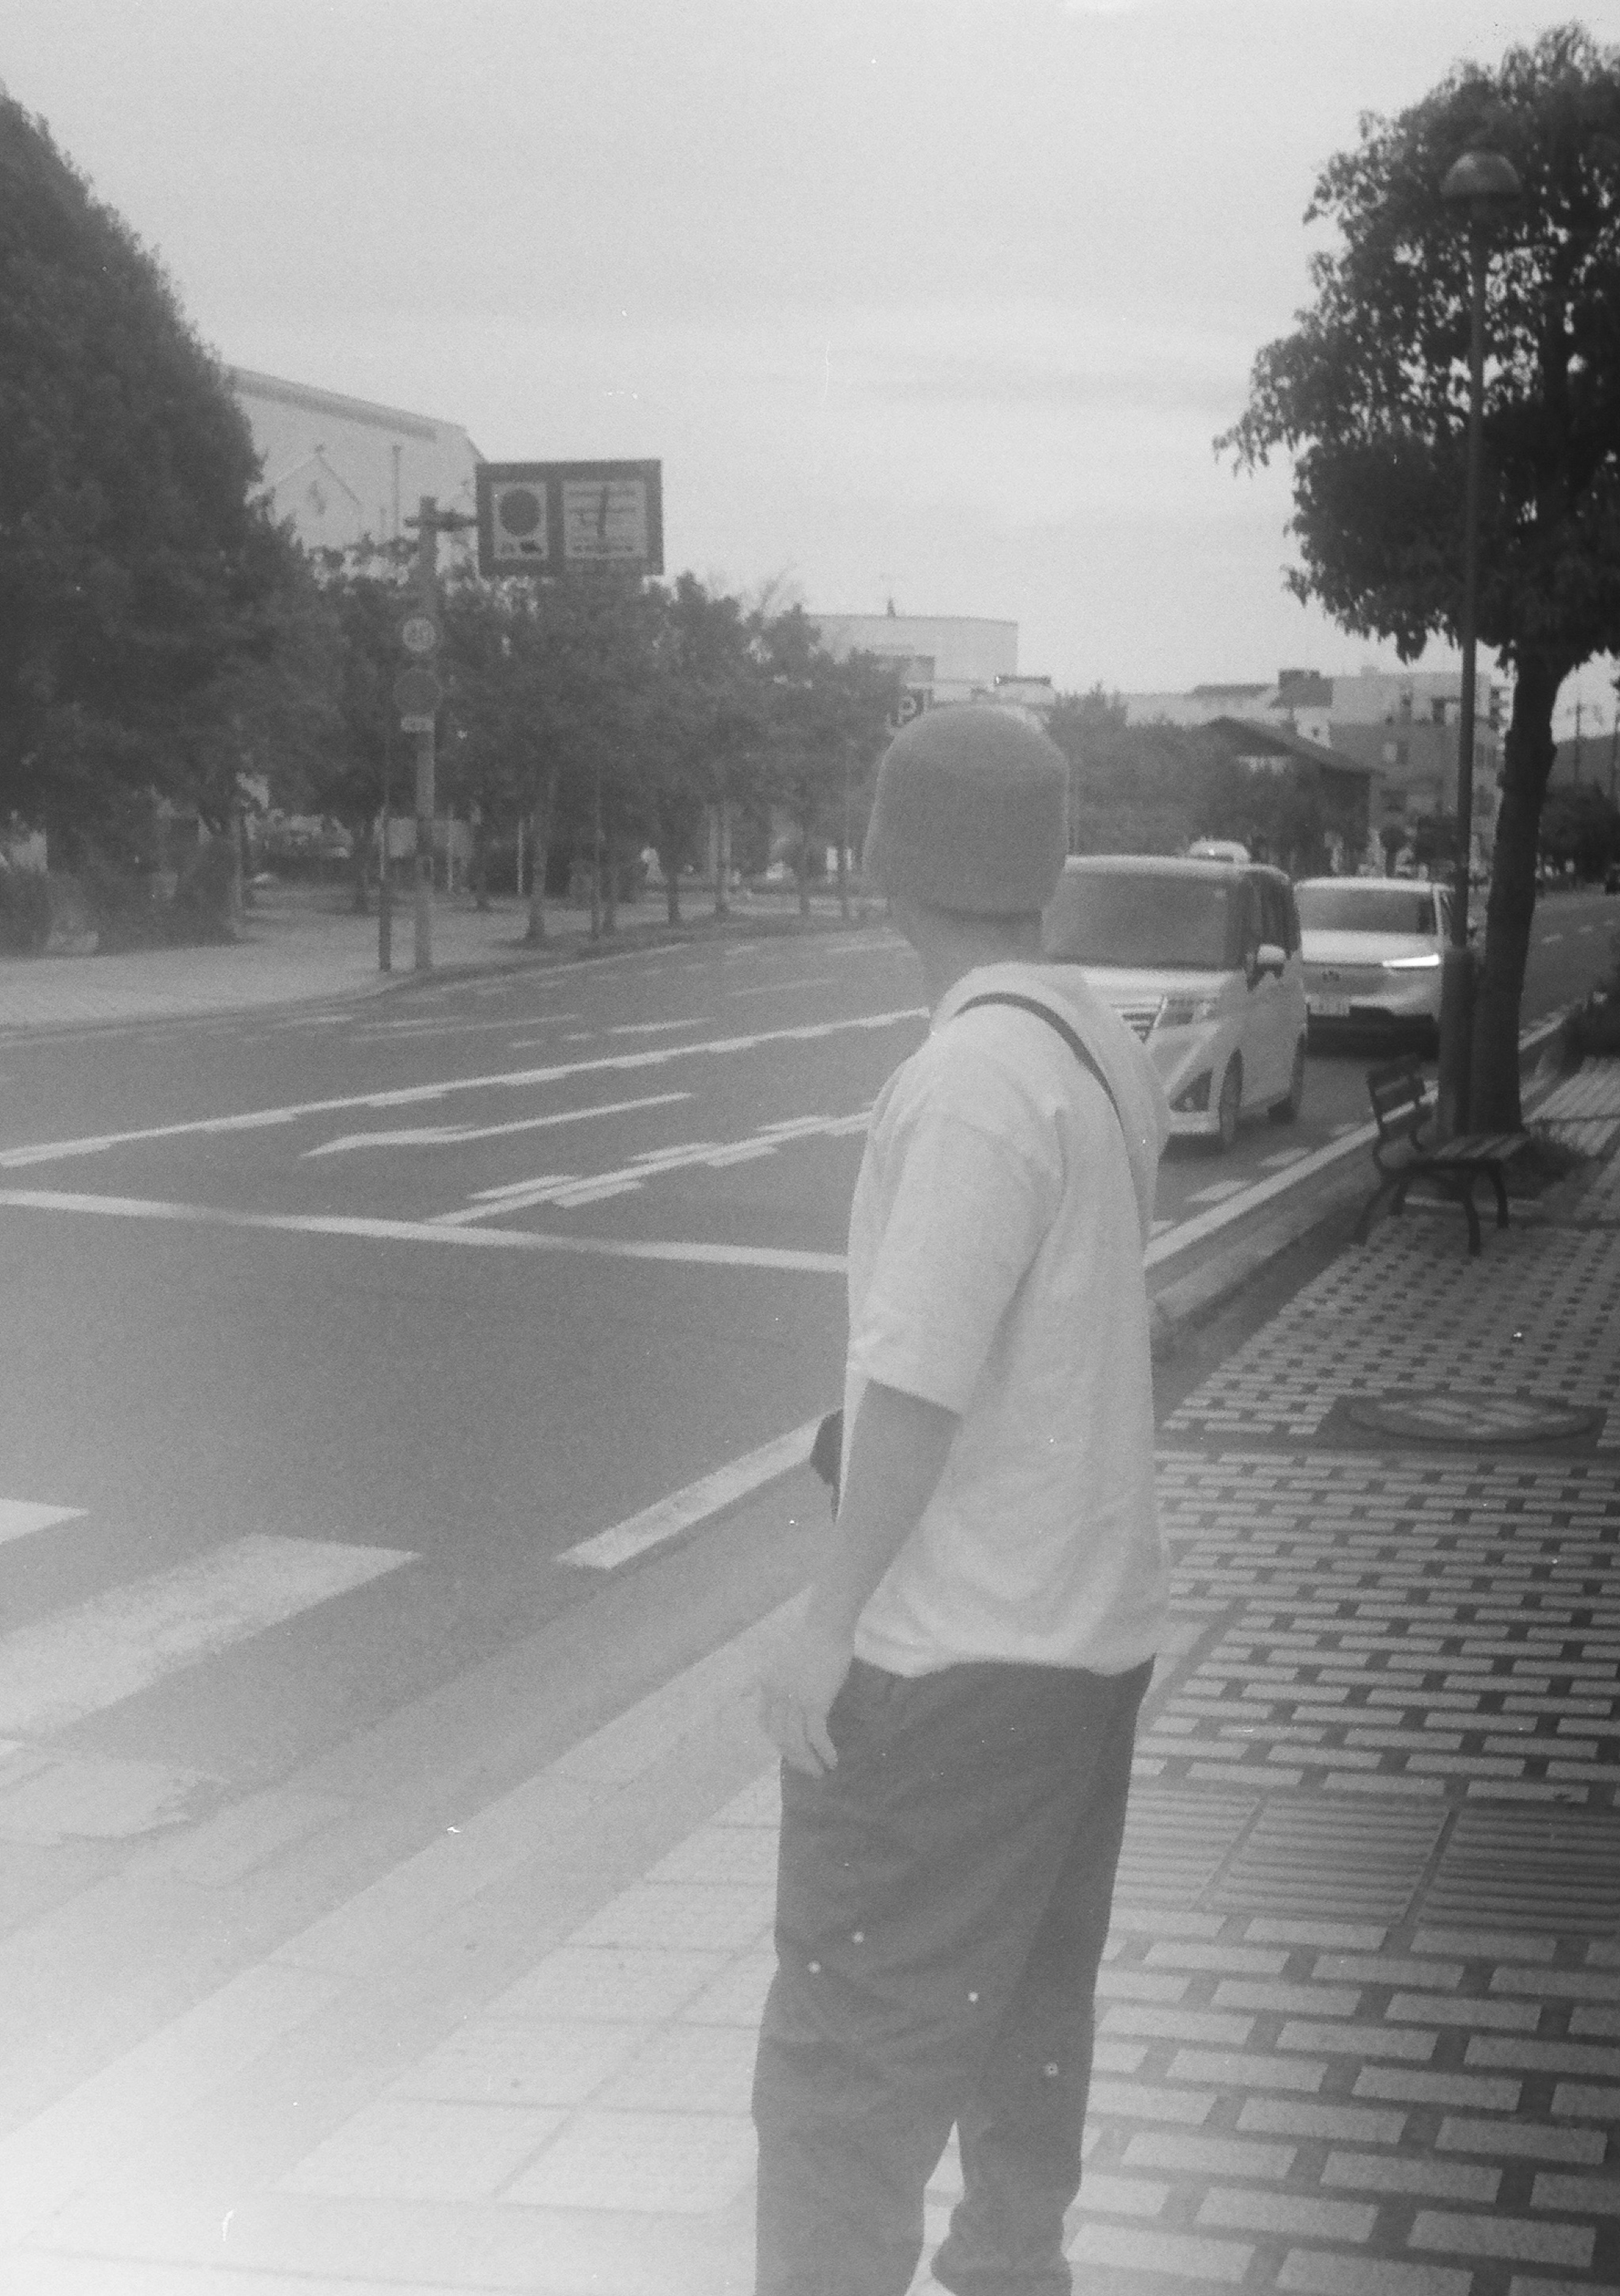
{"left": 477, "top": 460, "right": 663, "bottom": 579}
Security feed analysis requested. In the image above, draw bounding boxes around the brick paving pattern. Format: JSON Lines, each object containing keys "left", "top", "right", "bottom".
{"left": 6, "top": 1192, "right": 1616, "bottom": 2291}
{"left": 243, "top": 1217, "right": 1618, "bottom": 2293}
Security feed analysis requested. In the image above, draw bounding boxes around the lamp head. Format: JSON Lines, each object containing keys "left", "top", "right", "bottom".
{"left": 1441, "top": 150, "right": 1523, "bottom": 208}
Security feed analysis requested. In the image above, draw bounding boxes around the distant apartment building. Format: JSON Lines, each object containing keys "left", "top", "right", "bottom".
{"left": 809, "top": 612, "right": 1019, "bottom": 712}
{"left": 230, "top": 368, "right": 481, "bottom": 558}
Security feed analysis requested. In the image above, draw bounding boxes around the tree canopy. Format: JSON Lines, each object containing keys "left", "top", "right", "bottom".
{"left": 1220, "top": 24, "right": 1620, "bottom": 1122}
{"left": 0, "top": 93, "right": 299, "bottom": 868}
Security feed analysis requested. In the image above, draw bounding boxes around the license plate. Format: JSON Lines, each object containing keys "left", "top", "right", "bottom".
{"left": 1310, "top": 995, "right": 1351, "bottom": 1017}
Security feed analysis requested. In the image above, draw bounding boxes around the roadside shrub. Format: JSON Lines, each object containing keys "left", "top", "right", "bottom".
{"left": 0, "top": 867, "right": 52, "bottom": 953}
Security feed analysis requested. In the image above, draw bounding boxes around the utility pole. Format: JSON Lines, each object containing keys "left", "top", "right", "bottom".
{"left": 399, "top": 495, "right": 474, "bottom": 972}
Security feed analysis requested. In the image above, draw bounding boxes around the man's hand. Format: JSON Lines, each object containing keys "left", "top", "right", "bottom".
{"left": 758, "top": 1622, "right": 853, "bottom": 1778}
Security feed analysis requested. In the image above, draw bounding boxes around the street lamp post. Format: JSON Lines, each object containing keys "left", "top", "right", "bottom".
{"left": 1436, "top": 148, "right": 1520, "bottom": 1139}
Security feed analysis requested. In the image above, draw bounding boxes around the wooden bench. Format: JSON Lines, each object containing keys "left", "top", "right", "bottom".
{"left": 1355, "top": 1057, "right": 1529, "bottom": 1254}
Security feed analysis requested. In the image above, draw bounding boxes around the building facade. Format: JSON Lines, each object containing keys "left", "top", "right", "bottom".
{"left": 230, "top": 368, "right": 481, "bottom": 558}
{"left": 1124, "top": 664, "right": 1507, "bottom": 868}
{"left": 808, "top": 613, "right": 1018, "bottom": 709}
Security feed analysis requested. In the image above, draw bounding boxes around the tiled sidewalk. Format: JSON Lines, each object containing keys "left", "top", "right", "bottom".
{"left": 5, "top": 1191, "right": 1620, "bottom": 2292}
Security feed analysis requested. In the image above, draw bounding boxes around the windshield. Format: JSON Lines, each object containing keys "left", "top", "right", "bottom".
{"left": 1297, "top": 885, "right": 1438, "bottom": 935}
{"left": 1045, "top": 871, "right": 1235, "bottom": 970}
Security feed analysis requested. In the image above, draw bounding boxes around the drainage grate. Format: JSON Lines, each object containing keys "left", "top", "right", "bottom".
{"left": 1114, "top": 1790, "right": 1257, "bottom": 1907}
{"left": 1209, "top": 1797, "right": 1447, "bottom": 1922}
{"left": 1418, "top": 1804, "right": 1620, "bottom": 1933}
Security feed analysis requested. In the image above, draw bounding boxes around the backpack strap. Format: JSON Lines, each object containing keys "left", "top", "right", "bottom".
{"left": 955, "top": 990, "right": 1125, "bottom": 1139}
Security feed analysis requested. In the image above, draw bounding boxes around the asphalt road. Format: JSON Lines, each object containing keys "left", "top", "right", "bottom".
{"left": 0, "top": 891, "right": 1609, "bottom": 1878}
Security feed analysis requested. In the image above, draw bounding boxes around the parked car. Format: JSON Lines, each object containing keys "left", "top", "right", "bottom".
{"left": 1042, "top": 853, "right": 1308, "bottom": 1151}
{"left": 1294, "top": 876, "right": 1452, "bottom": 1052}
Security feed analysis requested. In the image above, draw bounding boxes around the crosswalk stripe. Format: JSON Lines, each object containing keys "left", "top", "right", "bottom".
{"left": 0, "top": 1499, "right": 85, "bottom": 1547}
{"left": 0, "top": 1534, "right": 414, "bottom": 1738}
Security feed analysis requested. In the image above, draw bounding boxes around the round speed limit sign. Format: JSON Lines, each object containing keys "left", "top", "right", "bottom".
{"left": 400, "top": 613, "right": 440, "bottom": 656}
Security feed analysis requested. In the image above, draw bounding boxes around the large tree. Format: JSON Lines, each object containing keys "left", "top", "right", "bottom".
{"left": 754, "top": 606, "right": 899, "bottom": 919}
{"left": 1220, "top": 25, "right": 1620, "bottom": 1125}
{"left": 0, "top": 94, "right": 298, "bottom": 863}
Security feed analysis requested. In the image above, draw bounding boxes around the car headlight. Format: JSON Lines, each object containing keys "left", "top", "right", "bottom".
{"left": 1380, "top": 953, "right": 1442, "bottom": 971}
{"left": 1156, "top": 994, "right": 1222, "bottom": 1029}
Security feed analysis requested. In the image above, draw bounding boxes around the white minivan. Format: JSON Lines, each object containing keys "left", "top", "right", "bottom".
{"left": 1042, "top": 853, "right": 1310, "bottom": 1150}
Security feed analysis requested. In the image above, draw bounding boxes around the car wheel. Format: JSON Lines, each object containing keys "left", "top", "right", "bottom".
{"left": 1213, "top": 1057, "right": 1242, "bottom": 1153}
{"left": 1269, "top": 1039, "right": 1306, "bottom": 1124}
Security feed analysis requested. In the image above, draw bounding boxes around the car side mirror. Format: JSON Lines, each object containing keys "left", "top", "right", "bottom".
{"left": 1252, "top": 941, "right": 1287, "bottom": 983}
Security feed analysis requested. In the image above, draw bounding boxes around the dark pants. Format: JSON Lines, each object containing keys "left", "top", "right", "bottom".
{"left": 752, "top": 1653, "right": 1151, "bottom": 2296}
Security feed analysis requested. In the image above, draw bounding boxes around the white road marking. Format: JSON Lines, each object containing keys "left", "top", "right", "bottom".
{"left": 0, "top": 1006, "right": 926, "bottom": 1171}
{"left": 603, "top": 1018, "right": 710, "bottom": 1036}
{"left": 1542, "top": 931, "right": 1565, "bottom": 943}
{"left": 0, "top": 1500, "right": 86, "bottom": 1548}
{"left": 0, "top": 1535, "right": 414, "bottom": 1737}
{"left": 1184, "top": 1179, "right": 1249, "bottom": 1204}
{"left": 1257, "top": 1148, "right": 1309, "bottom": 1168}
{"left": 302, "top": 1090, "right": 689, "bottom": 1158}
{"left": 728, "top": 976, "right": 838, "bottom": 998}
{"left": 0, "top": 1189, "right": 847, "bottom": 1273}
{"left": 435, "top": 1109, "right": 872, "bottom": 1224}
{"left": 560, "top": 1418, "right": 824, "bottom": 1570}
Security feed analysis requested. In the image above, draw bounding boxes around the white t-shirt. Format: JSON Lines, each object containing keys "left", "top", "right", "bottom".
{"left": 844, "top": 960, "right": 1172, "bottom": 1678}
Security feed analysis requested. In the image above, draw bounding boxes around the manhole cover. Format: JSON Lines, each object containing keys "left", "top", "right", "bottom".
{"left": 1342, "top": 1389, "right": 1602, "bottom": 1445}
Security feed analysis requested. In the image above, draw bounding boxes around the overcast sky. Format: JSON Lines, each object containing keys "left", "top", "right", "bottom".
{"left": 8, "top": 0, "right": 1620, "bottom": 730}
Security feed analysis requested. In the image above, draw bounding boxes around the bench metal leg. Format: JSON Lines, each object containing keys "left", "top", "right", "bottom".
{"left": 1457, "top": 1176, "right": 1482, "bottom": 1255}
{"left": 1355, "top": 1179, "right": 1397, "bottom": 1244}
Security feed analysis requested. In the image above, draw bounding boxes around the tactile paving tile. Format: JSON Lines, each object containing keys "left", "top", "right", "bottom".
{"left": 1113, "top": 1791, "right": 1259, "bottom": 1906}
{"left": 1421, "top": 1804, "right": 1620, "bottom": 1932}
{"left": 1210, "top": 1799, "right": 1448, "bottom": 1923}
{"left": 1161, "top": 1223, "right": 1620, "bottom": 1449}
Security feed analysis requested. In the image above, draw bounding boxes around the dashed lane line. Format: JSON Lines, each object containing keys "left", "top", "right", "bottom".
{"left": 302, "top": 1090, "right": 690, "bottom": 1159}
{"left": 0, "top": 1006, "right": 926, "bottom": 1171}
{"left": 558, "top": 1419, "right": 826, "bottom": 1569}
{"left": 0, "top": 1190, "right": 848, "bottom": 1274}
{"left": 433, "top": 1109, "right": 872, "bottom": 1224}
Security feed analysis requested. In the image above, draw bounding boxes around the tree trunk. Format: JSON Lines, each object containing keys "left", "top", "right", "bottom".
{"left": 713, "top": 802, "right": 730, "bottom": 918}
{"left": 1471, "top": 650, "right": 1567, "bottom": 1131}
{"left": 660, "top": 847, "right": 682, "bottom": 925}
{"left": 524, "top": 771, "right": 557, "bottom": 946}
{"left": 472, "top": 814, "right": 490, "bottom": 911}
{"left": 349, "top": 827, "right": 370, "bottom": 914}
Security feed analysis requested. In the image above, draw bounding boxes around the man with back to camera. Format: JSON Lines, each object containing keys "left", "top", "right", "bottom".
{"left": 752, "top": 703, "right": 1172, "bottom": 2296}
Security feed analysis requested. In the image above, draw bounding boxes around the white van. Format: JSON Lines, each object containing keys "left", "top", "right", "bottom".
{"left": 1043, "top": 854, "right": 1309, "bottom": 1150}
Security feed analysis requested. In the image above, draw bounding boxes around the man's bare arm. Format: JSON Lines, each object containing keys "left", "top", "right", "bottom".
{"left": 759, "top": 1379, "right": 958, "bottom": 1776}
